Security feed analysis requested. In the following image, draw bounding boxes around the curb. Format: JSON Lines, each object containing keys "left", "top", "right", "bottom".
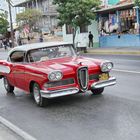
{"left": 1, "top": 48, "right": 140, "bottom": 55}
{"left": 86, "top": 50, "right": 140, "bottom": 55}
{"left": 0, "top": 116, "right": 37, "bottom": 140}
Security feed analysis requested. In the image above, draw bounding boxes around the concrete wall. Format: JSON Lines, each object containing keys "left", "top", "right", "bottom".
{"left": 99, "top": 34, "right": 140, "bottom": 47}
{"left": 63, "top": 20, "right": 99, "bottom": 48}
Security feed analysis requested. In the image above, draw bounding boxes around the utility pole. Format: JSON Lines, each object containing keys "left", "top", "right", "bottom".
{"left": 7, "top": 0, "right": 14, "bottom": 47}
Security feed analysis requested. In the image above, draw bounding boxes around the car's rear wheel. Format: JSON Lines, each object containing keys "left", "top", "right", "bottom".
{"left": 33, "top": 83, "right": 46, "bottom": 107}
{"left": 3, "top": 77, "right": 14, "bottom": 93}
{"left": 91, "top": 88, "right": 104, "bottom": 95}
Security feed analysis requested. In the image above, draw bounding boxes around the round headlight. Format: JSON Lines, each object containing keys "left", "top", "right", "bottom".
{"left": 100, "top": 62, "right": 113, "bottom": 72}
{"left": 48, "top": 71, "right": 63, "bottom": 81}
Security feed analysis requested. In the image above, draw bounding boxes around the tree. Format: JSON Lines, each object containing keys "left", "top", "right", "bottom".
{"left": 135, "top": 0, "right": 140, "bottom": 7}
{"left": 53, "top": 0, "right": 100, "bottom": 47}
{"left": 0, "top": 9, "right": 9, "bottom": 35}
{"left": 16, "top": 8, "right": 42, "bottom": 30}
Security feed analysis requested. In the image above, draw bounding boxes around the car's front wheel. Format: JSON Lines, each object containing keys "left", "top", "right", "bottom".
{"left": 3, "top": 77, "right": 14, "bottom": 93}
{"left": 91, "top": 88, "right": 104, "bottom": 95}
{"left": 33, "top": 83, "right": 46, "bottom": 107}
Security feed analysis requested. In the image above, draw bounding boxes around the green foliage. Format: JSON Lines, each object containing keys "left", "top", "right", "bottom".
{"left": 53, "top": 0, "right": 101, "bottom": 27}
{"left": 135, "top": 0, "right": 140, "bottom": 7}
{"left": 53, "top": 0, "right": 100, "bottom": 46}
{"left": 0, "top": 9, "right": 8, "bottom": 19}
{"left": 0, "top": 9, "right": 9, "bottom": 34}
{"left": 16, "top": 8, "right": 42, "bottom": 29}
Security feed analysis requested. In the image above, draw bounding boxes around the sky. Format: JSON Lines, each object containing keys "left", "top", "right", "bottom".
{"left": 0, "top": 0, "right": 25, "bottom": 22}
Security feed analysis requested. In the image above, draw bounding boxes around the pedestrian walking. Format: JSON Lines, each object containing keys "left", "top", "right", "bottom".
{"left": 2, "top": 38, "right": 8, "bottom": 50}
{"left": 18, "top": 36, "right": 22, "bottom": 46}
{"left": 88, "top": 31, "right": 94, "bottom": 48}
{"left": 0, "top": 39, "right": 2, "bottom": 48}
{"left": 39, "top": 34, "right": 43, "bottom": 42}
{"left": 27, "top": 36, "right": 30, "bottom": 41}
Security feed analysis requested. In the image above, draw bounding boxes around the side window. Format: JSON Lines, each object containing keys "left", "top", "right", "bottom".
{"left": 10, "top": 51, "right": 25, "bottom": 63}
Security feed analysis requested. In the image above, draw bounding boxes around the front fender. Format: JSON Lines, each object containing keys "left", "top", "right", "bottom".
{"left": 0, "top": 61, "right": 12, "bottom": 79}
{"left": 0, "top": 64, "right": 11, "bottom": 74}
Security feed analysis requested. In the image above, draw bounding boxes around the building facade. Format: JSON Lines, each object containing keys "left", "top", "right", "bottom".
{"left": 101, "top": 0, "right": 128, "bottom": 6}
{"left": 14, "top": 0, "right": 58, "bottom": 31}
{"left": 63, "top": 0, "right": 129, "bottom": 48}
{"left": 97, "top": 0, "right": 140, "bottom": 47}
{"left": 63, "top": 21, "right": 99, "bottom": 48}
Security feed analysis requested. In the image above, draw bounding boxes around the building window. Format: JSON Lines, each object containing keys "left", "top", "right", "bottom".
{"left": 98, "top": 8, "right": 137, "bottom": 36}
{"left": 80, "top": 25, "right": 88, "bottom": 33}
{"left": 66, "top": 25, "right": 73, "bottom": 34}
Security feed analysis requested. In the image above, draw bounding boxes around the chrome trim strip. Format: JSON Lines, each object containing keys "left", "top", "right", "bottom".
{"left": 91, "top": 77, "right": 116, "bottom": 89}
{"left": 40, "top": 88, "right": 79, "bottom": 99}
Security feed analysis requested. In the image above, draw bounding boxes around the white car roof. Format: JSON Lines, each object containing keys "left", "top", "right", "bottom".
{"left": 8, "top": 41, "right": 73, "bottom": 55}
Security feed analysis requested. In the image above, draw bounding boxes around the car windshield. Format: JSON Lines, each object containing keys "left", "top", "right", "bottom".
{"left": 27, "top": 44, "right": 76, "bottom": 62}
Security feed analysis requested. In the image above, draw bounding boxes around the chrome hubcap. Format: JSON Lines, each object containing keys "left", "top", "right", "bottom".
{"left": 33, "top": 86, "right": 40, "bottom": 104}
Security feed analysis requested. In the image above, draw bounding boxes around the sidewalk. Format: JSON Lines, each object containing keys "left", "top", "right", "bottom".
{"left": 0, "top": 123, "right": 22, "bottom": 140}
{"left": 87, "top": 47, "right": 140, "bottom": 55}
{"left": 0, "top": 116, "right": 37, "bottom": 140}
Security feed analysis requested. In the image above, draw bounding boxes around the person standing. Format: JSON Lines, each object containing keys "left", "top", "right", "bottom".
{"left": 88, "top": 31, "right": 94, "bottom": 48}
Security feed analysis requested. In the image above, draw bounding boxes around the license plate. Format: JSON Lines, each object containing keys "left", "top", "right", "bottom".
{"left": 99, "top": 73, "right": 109, "bottom": 81}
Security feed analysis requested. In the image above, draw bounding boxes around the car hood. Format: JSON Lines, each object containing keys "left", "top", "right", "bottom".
{"left": 26, "top": 56, "right": 102, "bottom": 74}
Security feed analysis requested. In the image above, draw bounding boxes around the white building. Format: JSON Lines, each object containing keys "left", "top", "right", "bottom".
{"left": 63, "top": 21, "right": 99, "bottom": 48}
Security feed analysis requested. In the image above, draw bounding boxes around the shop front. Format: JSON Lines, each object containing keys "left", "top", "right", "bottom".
{"left": 97, "top": 2, "right": 140, "bottom": 48}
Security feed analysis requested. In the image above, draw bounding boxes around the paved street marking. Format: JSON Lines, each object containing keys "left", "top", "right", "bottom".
{"left": 0, "top": 116, "right": 37, "bottom": 140}
{"left": 113, "top": 69, "right": 140, "bottom": 74}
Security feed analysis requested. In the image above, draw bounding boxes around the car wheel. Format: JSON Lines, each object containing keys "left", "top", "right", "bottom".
{"left": 3, "top": 77, "right": 14, "bottom": 93}
{"left": 91, "top": 88, "right": 104, "bottom": 95}
{"left": 33, "top": 83, "right": 46, "bottom": 107}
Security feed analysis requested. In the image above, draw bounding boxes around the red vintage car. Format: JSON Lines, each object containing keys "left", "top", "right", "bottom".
{"left": 0, "top": 42, "right": 116, "bottom": 106}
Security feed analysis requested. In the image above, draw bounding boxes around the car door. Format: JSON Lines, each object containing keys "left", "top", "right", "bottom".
{"left": 9, "top": 51, "right": 26, "bottom": 90}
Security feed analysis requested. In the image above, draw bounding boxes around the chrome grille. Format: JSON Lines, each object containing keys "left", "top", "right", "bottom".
{"left": 46, "top": 78, "right": 75, "bottom": 88}
{"left": 77, "top": 67, "right": 88, "bottom": 91}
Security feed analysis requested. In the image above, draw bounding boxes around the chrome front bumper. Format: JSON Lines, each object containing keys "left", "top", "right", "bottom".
{"left": 40, "top": 77, "right": 116, "bottom": 99}
{"left": 91, "top": 77, "right": 116, "bottom": 89}
{"left": 40, "top": 88, "right": 79, "bottom": 99}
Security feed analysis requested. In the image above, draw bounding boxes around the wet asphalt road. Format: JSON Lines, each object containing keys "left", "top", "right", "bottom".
{"left": 0, "top": 52, "right": 140, "bottom": 140}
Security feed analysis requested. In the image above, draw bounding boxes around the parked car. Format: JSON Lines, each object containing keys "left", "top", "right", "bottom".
{"left": 0, "top": 42, "right": 116, "bottom": 107}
